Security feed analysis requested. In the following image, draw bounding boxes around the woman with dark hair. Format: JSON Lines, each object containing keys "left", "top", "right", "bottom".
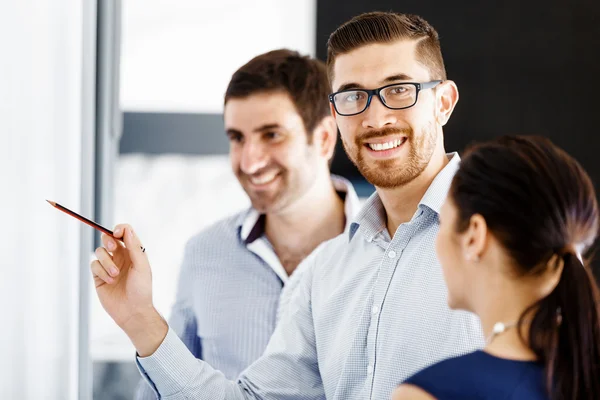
{"left": 392, "top": 135, "right": 600, "bottom": 400}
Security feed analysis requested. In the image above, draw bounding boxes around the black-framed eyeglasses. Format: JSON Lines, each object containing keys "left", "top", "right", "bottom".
{"left": 329, "top": 80, "right": 442, "bottom": 116}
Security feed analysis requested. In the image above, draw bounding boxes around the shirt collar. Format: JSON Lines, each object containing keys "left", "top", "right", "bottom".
{"left": 349, "top": 152, "right": 460, "bottom": 242}
{"left": 238, "top": 174, "right": 361, "bottom": 245}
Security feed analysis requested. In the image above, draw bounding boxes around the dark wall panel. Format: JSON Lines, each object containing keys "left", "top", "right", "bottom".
{"left": 318, "top": 0, "right": 600, "bottom": 191}
{"left": 318, "top": 0, "right": 600, "bottom": 268}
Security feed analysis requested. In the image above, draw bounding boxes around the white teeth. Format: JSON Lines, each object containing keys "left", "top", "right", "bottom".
{"left": 250, "top": 173, "right": 278, "bottom": 185}
{"left": 368, "top": 138, "right": 405, "bottom": 151}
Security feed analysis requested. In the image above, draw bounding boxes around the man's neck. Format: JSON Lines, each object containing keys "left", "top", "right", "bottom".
{"left": 265, "top": 173, "right": 346, "bottom": 276}
{"left": 377, "top": 148, "right": 449, "bottom": 237}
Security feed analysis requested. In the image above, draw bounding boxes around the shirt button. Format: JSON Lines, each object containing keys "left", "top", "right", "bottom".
{"left": 388, "top": 250, "right": 397, "bottom": 258}
{"left": 367, "top": 364, "right": 373, "bottom": 375}
{"left": 372, "top": 305, "right": 379, "bottom": 314}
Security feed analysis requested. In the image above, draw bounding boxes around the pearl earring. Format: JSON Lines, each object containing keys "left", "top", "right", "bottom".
{"left": 556, "top": 307, "right": 563, "bottom": 327}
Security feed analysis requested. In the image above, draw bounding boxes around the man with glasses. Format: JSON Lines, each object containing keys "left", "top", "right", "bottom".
{"left": 90, "top": 12, "right": 484, "bottom": 400}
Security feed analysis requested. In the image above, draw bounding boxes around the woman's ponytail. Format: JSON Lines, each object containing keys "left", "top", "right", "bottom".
{"left": 522, "top": 252, "right": 600, "bottom": 400}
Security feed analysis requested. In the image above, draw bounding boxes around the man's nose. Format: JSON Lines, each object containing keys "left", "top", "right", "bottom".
{"left": 239, "top": 140, "right": 269, "bottom": 175}
{"left": 361, "top": 96, "right": 398, "bottom": 130}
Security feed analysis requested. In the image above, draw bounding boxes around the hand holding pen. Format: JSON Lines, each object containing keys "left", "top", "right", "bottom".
{"left": 91, "top": 225, "right": 168, "bottom": 357}
{"left": 46, "top": 200, "right": 168, "bottom": 356}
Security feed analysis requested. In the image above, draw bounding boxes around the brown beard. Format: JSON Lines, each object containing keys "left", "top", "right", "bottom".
{"left": 343, "top": 123, "right": 437, "bottom": 188}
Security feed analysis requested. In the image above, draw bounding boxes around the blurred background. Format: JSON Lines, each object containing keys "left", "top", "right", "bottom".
{"left": 2, "top": 0, "right": 599, "bottom": 399}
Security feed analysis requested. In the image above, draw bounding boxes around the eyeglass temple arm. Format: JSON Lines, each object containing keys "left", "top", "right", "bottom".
{"left": 421, "top": 80, "right": 443, "bottom": 89}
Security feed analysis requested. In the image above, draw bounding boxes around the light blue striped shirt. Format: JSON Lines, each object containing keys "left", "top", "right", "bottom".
{"left": 136, "top": 153, "right": 485, "bottom": 399}
{"left": 135, "top": 176, "right": 359, "bottom": 399}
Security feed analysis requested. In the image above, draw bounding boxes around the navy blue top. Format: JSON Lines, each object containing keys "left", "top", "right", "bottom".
{"left": 403, "top": 350, "right": 548, "bottom": 400}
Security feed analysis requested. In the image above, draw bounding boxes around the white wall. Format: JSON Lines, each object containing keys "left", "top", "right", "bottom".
{"left": 0, "top": 1, "right": 94, "bottom": 398}
{"left": 120, "top": 0, "right": 317, "bottom": 113}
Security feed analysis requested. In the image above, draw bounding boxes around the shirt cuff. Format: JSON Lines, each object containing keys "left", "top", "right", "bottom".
{"left": 136, "top": 327, "right": 200, "bottom": 397}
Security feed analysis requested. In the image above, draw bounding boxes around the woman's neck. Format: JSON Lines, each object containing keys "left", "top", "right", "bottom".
{"left": 474, "top": 272, "right": 541, "bottom": 361}
{"left": 484, "top": 324, "right": 538, "bottom": 361}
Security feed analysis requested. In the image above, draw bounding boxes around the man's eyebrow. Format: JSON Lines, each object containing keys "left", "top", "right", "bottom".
{"left": 225, "top": 128, "right": 242, "bottom": 136}
{"left": 382, "top": 73, "right": 414, "bottom": 83}
{"left": 336, "top": 82, "right": 364, "bottom": 92}
{"left": 253, "top": 123, "right": 281, "bottom": 133}
{"left": 335, "top": 73, "right": 415, "bottom": 92}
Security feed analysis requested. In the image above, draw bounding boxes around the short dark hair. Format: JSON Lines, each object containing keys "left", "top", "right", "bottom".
{"left": 224, "top": 49, "right": 331, "bottom": 139}
{"left": 451, "top": 135, "right": 600, "bottom": 400}
{"left": 327, "top": 12, "right": 446, "bottom": 83}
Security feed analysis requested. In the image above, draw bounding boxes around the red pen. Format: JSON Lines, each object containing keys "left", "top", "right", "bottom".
{"left": 46, "top": 200, "right": 145, "bottom": 252}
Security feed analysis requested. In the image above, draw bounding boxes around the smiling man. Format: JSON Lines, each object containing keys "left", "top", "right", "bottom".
{"left": 134, "top": 49, "right": 360, "bottom": 399}
{"left": 92, "top": 12, "right": 484, "bottom": 400}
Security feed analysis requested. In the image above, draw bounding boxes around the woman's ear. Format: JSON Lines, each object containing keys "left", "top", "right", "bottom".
{"left": 462, "top": 213, "right": 487, "bottom": 262}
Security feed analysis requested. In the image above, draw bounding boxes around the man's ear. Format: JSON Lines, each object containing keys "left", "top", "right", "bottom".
{"left": 312, "top": 116, "right": 338, "bottom": 160}
{"left": 435, "top": 80, "right": 459, "bottom": 127}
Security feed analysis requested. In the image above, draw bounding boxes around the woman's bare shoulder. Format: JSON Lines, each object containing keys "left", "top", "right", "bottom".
{"left": 391, "top": 384, "right": 436, "bottom": 400}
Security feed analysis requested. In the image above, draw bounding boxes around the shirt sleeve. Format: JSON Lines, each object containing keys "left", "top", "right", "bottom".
{"left": 135, "top": 237, "right": 203, "bottom": 400}
{"left": 135, "top": 249, "right": 324, "bottom": 400}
